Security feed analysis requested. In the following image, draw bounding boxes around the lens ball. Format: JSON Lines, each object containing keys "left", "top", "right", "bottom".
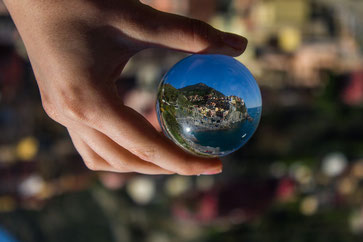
{"left": 156, "top": 54, "right": 262, "bottom": 157}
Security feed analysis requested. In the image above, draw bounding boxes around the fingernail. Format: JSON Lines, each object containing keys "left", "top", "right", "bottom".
{"left": 201, "top": 167, "right": 222, "bottom": 175}
{"left": 222, "top": 33, "right": 248, "bottom": 51}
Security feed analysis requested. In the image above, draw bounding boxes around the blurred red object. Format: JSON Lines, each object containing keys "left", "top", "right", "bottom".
{"left": 275, "top": 177, "right": 296, "bottom": 202}
{"left": 342, "top": 71, "right": 363, "bottom": 106}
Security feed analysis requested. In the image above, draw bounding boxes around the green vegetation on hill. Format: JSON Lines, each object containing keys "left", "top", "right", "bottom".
{"left": 179, "top": 82, "right": 225, "bottom": 98}
{"left": 161, "top": 84, "right": 179, "bottom": 105}
{"left": 157, "top": 84, "right": 191, "bottom": 151}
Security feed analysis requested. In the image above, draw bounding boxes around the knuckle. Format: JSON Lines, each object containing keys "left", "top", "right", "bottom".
{"left": 83, "top": 159, "right": 98, "bottom": 171}
{"left": 178, "top": 166, "right": 197, "bottom": 176}
{"left": 58, "top": 85, "right": 95, "bottom": 124}
{"left": 40, "top": 92, "right": 61, "bottom": 121}
{"left": 42, "top": 99, "right": 58, "bottom": 120}
{"left": 62, "top": 98, "right": 88, "bottom": 122}
{"left": 177, "top": 158, "right": 198, "bottom": 176}
{"left": 41, "top": 84, "right": 92, "bottom": 123}
{"left": 130, "top": 146, "right": 157, "bottom": 162}
{"left": 189, "top": 19, "right": 211, "bottom": 44}
{"left": 110, "top": 158, "right": 128, "bottom": 171}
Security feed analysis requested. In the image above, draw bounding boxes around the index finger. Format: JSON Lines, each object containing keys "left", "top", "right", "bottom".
{"left": 93, "top": 103, "right": 223, "bottom": 176}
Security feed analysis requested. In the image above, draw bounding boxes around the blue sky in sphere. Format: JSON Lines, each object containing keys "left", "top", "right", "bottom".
{"left": 165, "top": 55, "right": 262, "bottom": 108}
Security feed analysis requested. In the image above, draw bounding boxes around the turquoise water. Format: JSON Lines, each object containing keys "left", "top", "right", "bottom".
{"left": 192, "top": 107, "right": 261, "bottom": 153}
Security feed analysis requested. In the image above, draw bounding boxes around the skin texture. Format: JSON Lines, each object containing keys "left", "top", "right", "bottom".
{"left": 3, "top": 0, "right": 247, "bottom": 175}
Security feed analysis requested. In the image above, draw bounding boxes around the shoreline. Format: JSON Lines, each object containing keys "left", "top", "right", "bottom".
{"left": 176, "top": 116, "right": 246, "bottom": 132}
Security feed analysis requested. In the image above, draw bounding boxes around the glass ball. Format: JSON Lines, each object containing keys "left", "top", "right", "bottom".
{"left": 156, "top": 54, "right": 262, "bottom": 157}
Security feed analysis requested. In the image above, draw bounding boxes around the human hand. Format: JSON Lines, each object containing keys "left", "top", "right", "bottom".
{"left": 4, "top": 0, "right": 247, "bottom": 175}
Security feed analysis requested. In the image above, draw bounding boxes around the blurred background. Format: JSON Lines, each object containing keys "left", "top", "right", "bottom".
{"left": 1, "top": 0, "right": 363, "bottom": 241}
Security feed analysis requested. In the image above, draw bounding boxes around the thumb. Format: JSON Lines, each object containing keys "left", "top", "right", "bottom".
{"left": 136, "top": 3, "right": 248, "bottom": 57}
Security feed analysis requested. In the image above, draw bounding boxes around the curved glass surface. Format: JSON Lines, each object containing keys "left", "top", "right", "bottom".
{"left": 156, "top": 54, "right": 262, "bottom": 157}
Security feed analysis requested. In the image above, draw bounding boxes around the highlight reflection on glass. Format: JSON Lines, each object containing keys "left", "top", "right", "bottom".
{"left": 156, "top": 54, "right": 262, "bottom": 157}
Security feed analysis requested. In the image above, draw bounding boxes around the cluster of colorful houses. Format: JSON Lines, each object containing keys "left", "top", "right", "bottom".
{"left": 186, "top": 94, "right": 245, "bottom": 120}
